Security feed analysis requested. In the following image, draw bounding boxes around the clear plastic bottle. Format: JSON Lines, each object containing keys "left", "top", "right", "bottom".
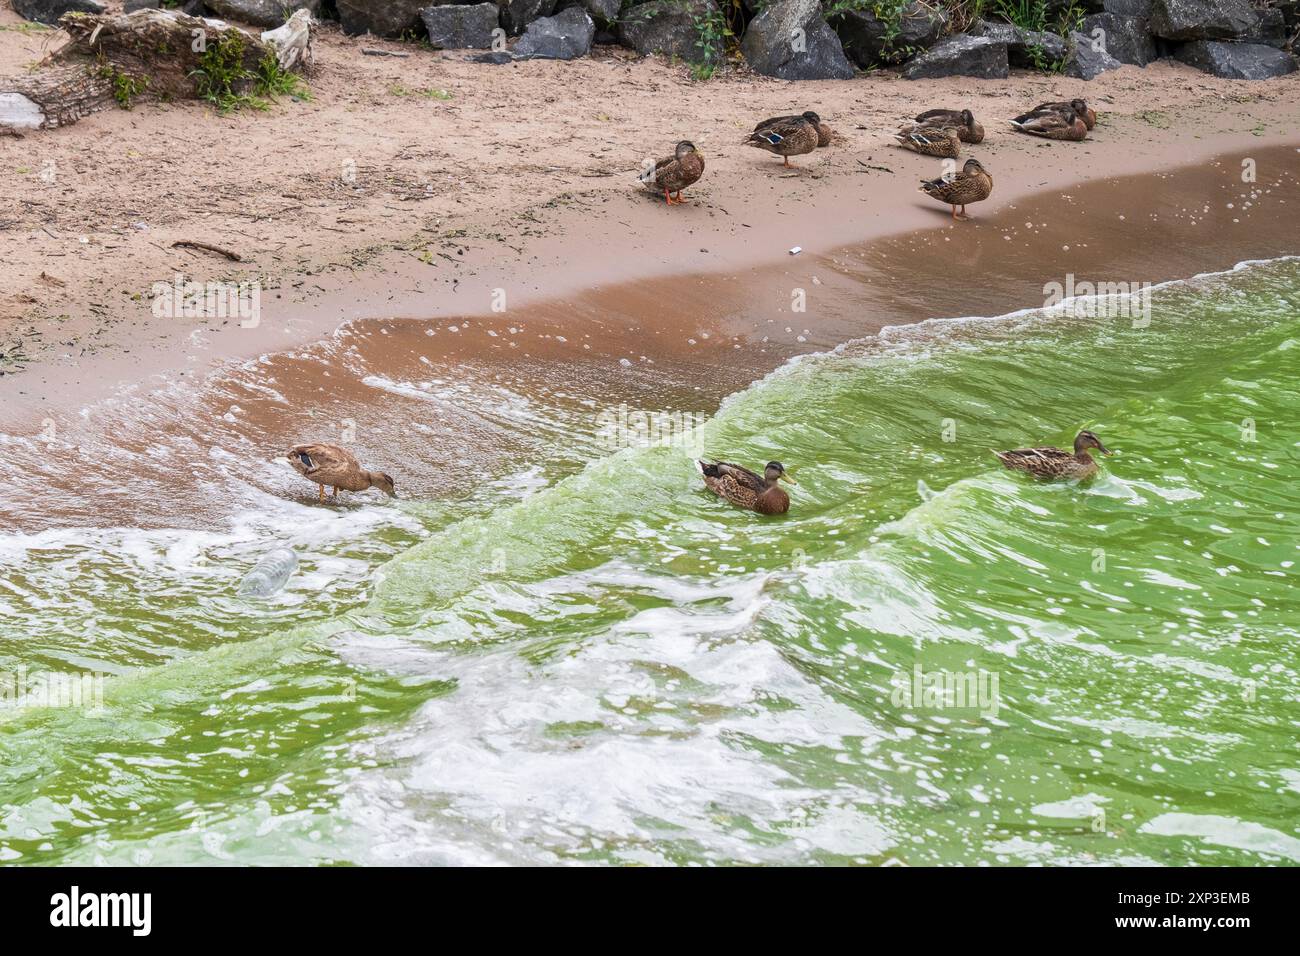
{"left": 238, "top": 547, "right": 298, "bottom": 598}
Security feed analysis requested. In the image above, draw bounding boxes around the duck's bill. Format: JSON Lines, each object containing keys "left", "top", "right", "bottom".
{"left": 780, "top": 474, "right": 798, "bottom": 485}
{"left": 1099, "top": 445, "right": 1113, "bottom": 456}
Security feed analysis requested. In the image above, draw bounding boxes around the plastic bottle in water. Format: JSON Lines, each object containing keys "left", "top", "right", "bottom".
{"left": 238, "top": 547, "right": 298, "bottom": 598}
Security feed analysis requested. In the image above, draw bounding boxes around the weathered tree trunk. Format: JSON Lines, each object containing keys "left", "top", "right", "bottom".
{"left": 0, "top": 8, "right": 314, "bottom": 132}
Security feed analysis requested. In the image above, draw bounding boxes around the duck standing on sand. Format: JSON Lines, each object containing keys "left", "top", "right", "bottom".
{"left": 993, "top": 430, "right": 1112, "bottom": 480}
{"left": 1010, "top": 106, "right": 1088, "bottom": 141}
{"left": 288, "top": 443, "right": 396, "bottom": 501}
{"left": 893, "top": 123, "right": 962, "bottom": 158}
{"left": 745, "top": 112, "right": 820, "bottom": 167}
{"left": 755, "top": 110, "right": 833, "bottom": 147}
{"left": 697, "top": 460, "right": 795, "bottom": 515}
{"left": 913, "top": 108, "right": 984, "bottom": 144}
{"left": 644, "top": 140, "right": 705, "bottom": 205}
{"left": 919, "top": 158, "right": 993, "bottom": 221}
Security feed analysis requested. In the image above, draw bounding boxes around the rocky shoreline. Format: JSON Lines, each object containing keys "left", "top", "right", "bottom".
{"left": 12, "top": 0, "right": 1298, "bottom": 81}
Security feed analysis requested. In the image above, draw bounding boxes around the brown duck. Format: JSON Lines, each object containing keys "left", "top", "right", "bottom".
{"left": 1030, "top": 98, "right": 1097, "bottom": 131}
{"left": 755, "top": 111, "right": 833, "bottom": 147}
{"left": 645, "top": 140, "right": 705, "bottom": 205}
{"left": 745, "top": 112, "right": 820, "bottom": 167}
{"left": 919, "top": 158, "right": 993, "bottom": 221}
{"left": 288, "top": 443, "right": 396, "bottom": 501}
{"left": 894, "top": 123, "right": 962, "bottom": 158}
{"left": 913, "top": 108, "right": 985, "bottom": 144}
{"left": 993, "top": 430, "right": 1112, "bottom": 480}
{"left": 697, "top": 460, "right": 795, "bottom": 515}
{"left": 1010, "top": 106, "right": 1088, "bottom": 141}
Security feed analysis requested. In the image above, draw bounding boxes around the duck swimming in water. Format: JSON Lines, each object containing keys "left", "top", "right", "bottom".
{"left": 993, "top": 430, "right": 1112, "bottom": 480}
{"left": 697, "top": 460, "right": 795, "bottom": 514}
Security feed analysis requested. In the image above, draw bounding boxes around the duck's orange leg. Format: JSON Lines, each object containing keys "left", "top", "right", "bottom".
{"left": 783, "top": 156, "right": 791, "bottom": 168}
{"left": 318, "top": 484, "right": 325, "bottom": 502}
{"left": 674, "top": 190, "right": 683, "bottom": 203}
{"left": 663, "top": 187, "right": 676, "bottom": 206}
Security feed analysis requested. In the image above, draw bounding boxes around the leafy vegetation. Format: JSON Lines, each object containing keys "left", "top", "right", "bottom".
{"left": 190, "top": 31, "right": 309, "bottom": 114}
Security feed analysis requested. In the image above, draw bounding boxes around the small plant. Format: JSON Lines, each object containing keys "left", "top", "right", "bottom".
{"left": 689, "top": 1, "right": 732, "bottom": 80}
{"left": 190, "top": 32, "right": 308, "bottom": 113}
{"left": 112, "top": 71, "right": 149, "bottom": 109}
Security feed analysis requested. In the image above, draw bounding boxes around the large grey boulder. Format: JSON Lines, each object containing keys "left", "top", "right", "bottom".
{"left": 421, "top": 3, "right": 500, "bottom": 49}
{"left": 1174, "top": 40, "right": 1298, "bottom": 78}
{"left": 902, "top": 33, "right": 1010, "bottom": 79}
{"left": 970, "top": 20, "right": 1067, "bottom": 68}
{"left": 123, "top": 0, "right": 159, "bottom": 11}
{"left": 1103, "top": 0, "right": 1153, "bottom": 14}
{"left": 205, "top": 0, "right": 323, "bottom": 27}
{"left": 337, "top": 0, "right": 429, "bottom": 36}
{"left": 1080, "top": 12, "right": 1158, "bottom": 64}
{"left": 617, "top": 0, "right": 720, "bottom": 63}
{"left": 831, "top": 2, "right": 947, "bottom": 68}
{"left": 559, "top": 0, "right": 620, "bottom": 29}
{"left": 1149, "top": 0, "right": 1258, "bottom": 40}
{"left": 12, "top": 0, "right": 105, "bottom": 24}
{"left": 1243, "top": 8, "right": 1288, "bottom": 47}
{"left": 741, "top": 0, "right": 855, "bottom": 79}
{"left": 1063, "top": 30, "right": 1125, "bottom": 77}
{"left": 513, "top": 6, "right": 595, "bottom": 58}
{"left": 499, "top": 0, "right": 558, "bottom": 35}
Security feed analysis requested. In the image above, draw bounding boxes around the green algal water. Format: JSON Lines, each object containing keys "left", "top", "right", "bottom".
{"left": 1, "top": 258, "right": 1297, "bottom": 865}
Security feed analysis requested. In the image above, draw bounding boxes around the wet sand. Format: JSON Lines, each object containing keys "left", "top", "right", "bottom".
{"left": 2, "top": 141, "right": 1297, "bottom": 533}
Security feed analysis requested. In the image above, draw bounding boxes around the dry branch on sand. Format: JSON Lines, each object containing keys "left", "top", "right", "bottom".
{"left": 0, "top": 7, "right": 314, "bottom": 132}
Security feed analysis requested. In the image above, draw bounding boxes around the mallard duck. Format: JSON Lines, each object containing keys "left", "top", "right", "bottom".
{"left": 919, "top": 158, "right": 993, "bottom": 221}
{"left": 993, "top": 430, "right": 1112, "bottom": 480}
{"left": 755, "top": 111, "right": 833, "bottom": 147}
{"left": 697, "top": 460, "right": 795, "bottom": 515}
{"left": 894, "top": 123, "right": 962, "bottom": 158}
{"left": 288, "top": 443, "right": 396, "bottom": 501}
{"left": 644, "top": 140, "right": 704, "bottom": 205}
{"left": 745, "top": 112, "right": 819, "bottom": 167}
{"left": 1029, "top": 98, "right": 1097, "bottom": 131}
{"left": 914, "top": 108, "right": 984, "bottom": 144}
{"left": 1010, "top": 106, "right": 1088, "bottom": 141}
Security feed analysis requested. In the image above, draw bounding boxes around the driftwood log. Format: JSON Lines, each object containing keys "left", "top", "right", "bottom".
{"left": 0, "top": 8, "right": 314, "bottom": 131}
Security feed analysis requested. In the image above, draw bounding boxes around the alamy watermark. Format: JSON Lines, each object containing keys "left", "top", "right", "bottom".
{"left": 595, "top": 404, "right": 708, "bottom": 454}
{"left": 151, "top": 274, "right": 261, "bottom": 328}
{"left": 891, "top": 664, "right": 1000, "bottom": 718}
{"left": 0, "top": 666, "right": 106, "bottom": 713}
{"left": 1043, "top": 274, "right": 1152, "bottom": 328}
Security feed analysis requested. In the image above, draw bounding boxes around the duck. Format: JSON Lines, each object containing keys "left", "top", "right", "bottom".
{"left": 755, "top": 111, "right": 833, "bottom": 147}
{"left": 893, "top": 123, "right": 962, "bottom": 158}
{"left": 919, "top": 158, "right": 993, "bottom": 221}
{"left": 697, "top": 460, "right": 795, "bottom": 515}
{"left": 644, "top": 140, "right": 705, "bottom": 205}
{"left": 1010, "top": 106, "right": 1088, "bottom": 141}
{"left": 745, "top": 112, "right": 820, "bottom": 167}
{"left": 993, "top": 430, "right": 1112, "bottom": 480}
{"left": 913, "top": 108, "right": 984, "bottom": 144}
{"left": 288, "top": 443, "right": 396, "bottom": 501}
{"left": 1029, "top": 98, "right": 1097, "bottom": 131}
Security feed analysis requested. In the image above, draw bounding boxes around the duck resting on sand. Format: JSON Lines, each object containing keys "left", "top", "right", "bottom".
{"left": 645, "top": 140, "right": 705, "bottom": 205}
{"left": 755, "top": 111, "right": 833, "bottom": 147}
{"left": 288, "top": 443, "right": 396, "bottom": 501}
{"left": 894, "top": 123, "right": 962, "bottom": 158}
{"left": 697, "top": 460, "right": 795, "bottom": 515}
{"left": 1029, "top": 98, "right": 1097, "bottom": 130}
{"left": 745, "top": 112, "right": 820, "bottom": 167}
{"left": 1010, "top": 106, "right": 1088, "bottom": 141}
{"left": 993, "top": 430, "right": 1112, "bottom": 480}
{"left": 919, "top": 158, "right": 993, "bottom": 221}
{"left": 913, "top": 108, "right": 984, "bottom": 144}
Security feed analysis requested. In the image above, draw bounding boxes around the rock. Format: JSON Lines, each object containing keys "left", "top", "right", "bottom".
{"left": 205, "top": 0, "right": 322, "bottom": 28}
{"left": 12, "top": 0, "right": 105, "bottom": 25}
{"left": 1080, "top": 12, "right": 1158, "bottom": 64}
{"left": 616, "top": 0, "right": 719, "bottom": 63}
{"left": 498, "top": 0, "right": 557, "bottom": 35}
{"left": 559, "top": 0, "right": 619, "bottom": 29}
{"left": 1174, "top": 39, "right": 1298, "bottom": 78}
{"left": 337, "top": 0, "right": 429, "bottom": 37}
{"left": 513, "top": 6, "right": 594, "bottom": 58}
{"left": 902, "top": 33, "right": 1009, "bottom": 79}
{"left": 123, "top": 0, "right": 159, "bottom": 11}
{"left": 741, "top": 0, "right": 855, "bottom": 79}
{"left": 1149, "top": 0, "right": 1258, "bottom": 40}
{"left": 1243, "top": 8, "right": 1288, "bottom": 47}
{"left": 1103, "top": 0, "right": 1153, "bottom": 14}
{"left": 421, "top": 3, "right": 500, "bottom": 49}
{"left": 968, "top": 19, "right": 1067, "bottom": 68}
{"left": 1063, "top": 30, "right": 1124, "bottom": 77}
{"left": 831, "top": 2, "right": 947, "bottom": 68}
